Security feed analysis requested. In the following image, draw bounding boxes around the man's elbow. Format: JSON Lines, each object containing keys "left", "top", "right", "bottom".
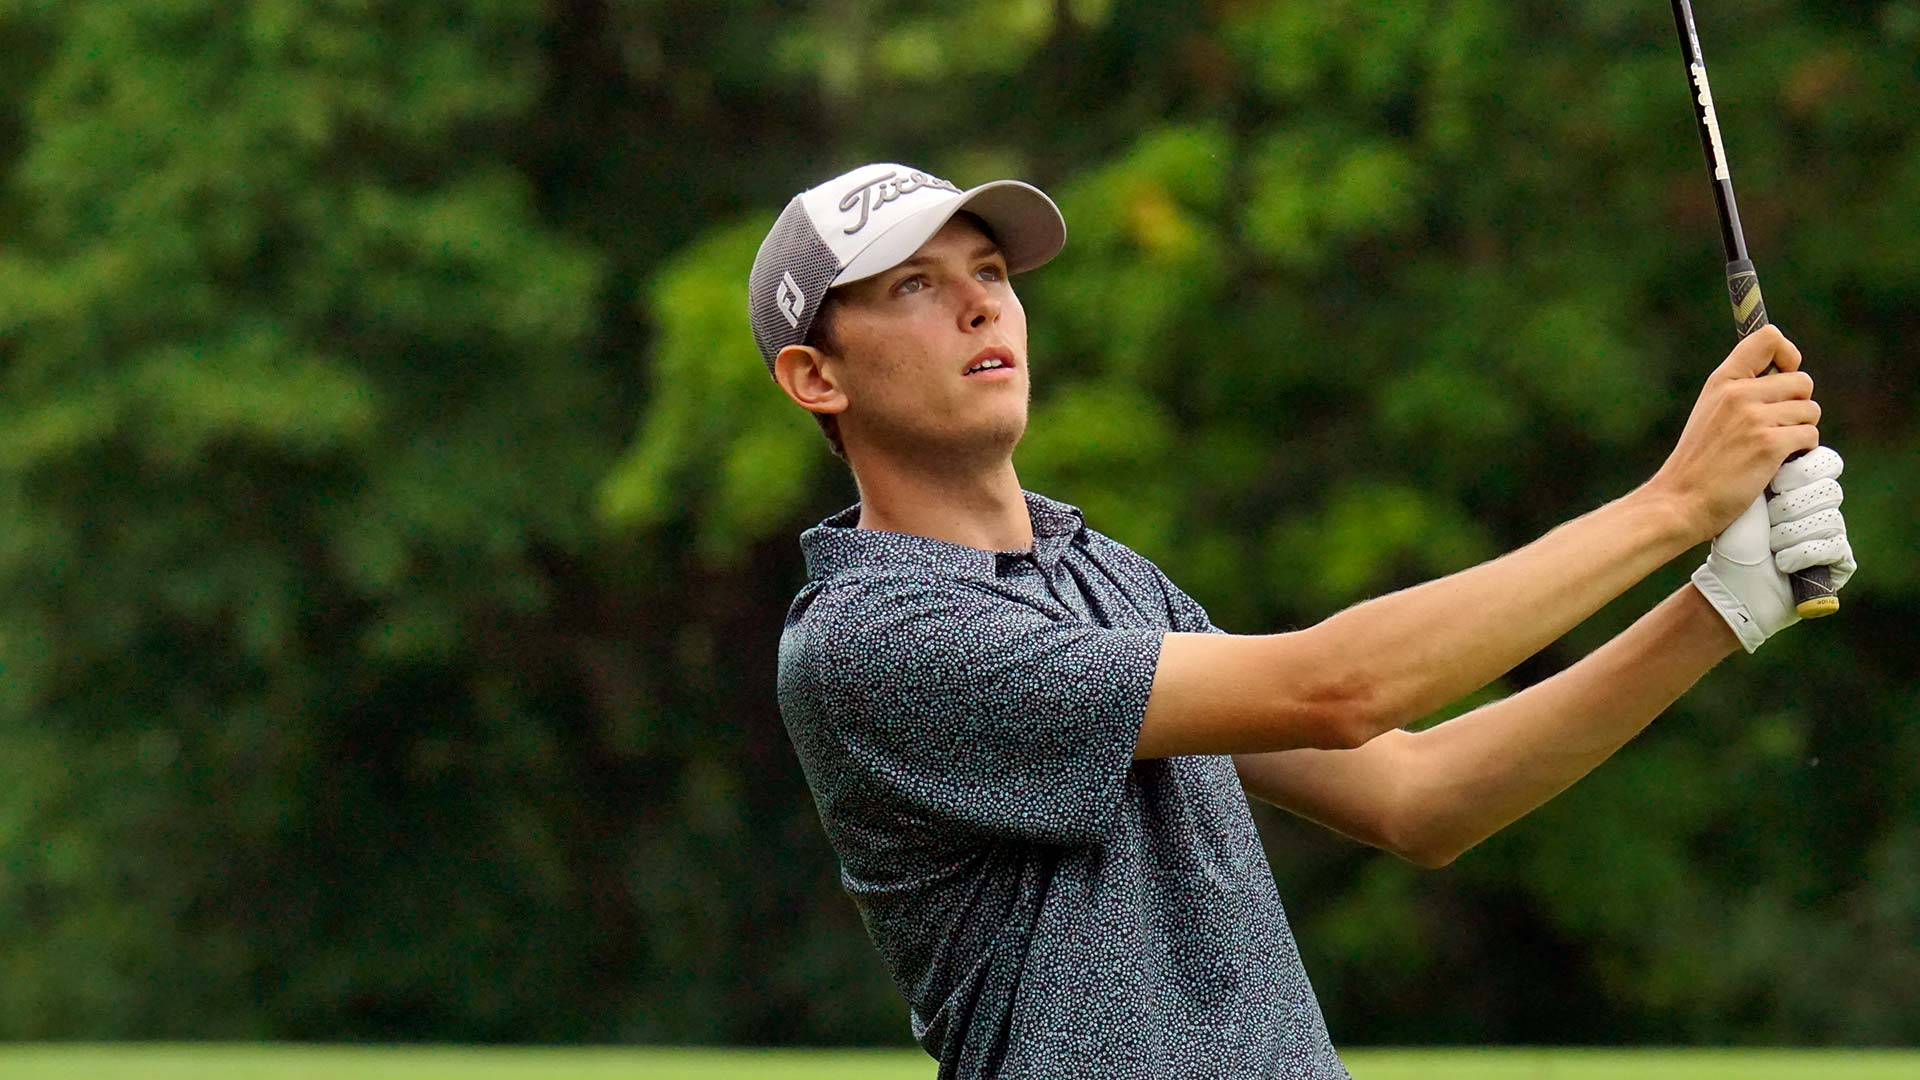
{"left": 1397, "top": 842, "right": 1461, "bottom": 870}
{"left": 1306, "top": 677, "right": 1395, "bottom": 751}
{"left": 1373, "top": 796, "right": 1465, "bottom": 869}
{"left": 1387, "top": 824, "right": 1470, "bottom": 870}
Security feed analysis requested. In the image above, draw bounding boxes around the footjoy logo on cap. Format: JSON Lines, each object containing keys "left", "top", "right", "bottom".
{"left": 776, "top": 271, "right": 805, "bottom": 328}
{"left": 837, "top": 169, "right": 962, "bottom": 236}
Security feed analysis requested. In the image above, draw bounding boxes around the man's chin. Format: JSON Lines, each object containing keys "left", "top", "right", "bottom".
{"left": 969, "top": 412, "right": 1027, "bottom": 459}
{"left": 935, "top": 427, "right": 1024, "bottom": 472}
{"left": 858, "top": 416, "right": 1026, "bottom": 473}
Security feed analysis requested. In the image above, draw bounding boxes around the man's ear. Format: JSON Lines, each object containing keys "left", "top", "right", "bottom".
{"left": 774, "top": 344, "right": 849, "bottom": 418}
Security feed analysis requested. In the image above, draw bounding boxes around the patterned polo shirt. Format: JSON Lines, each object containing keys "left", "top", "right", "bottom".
{"left": 776, "top": 489, "right": 1349, "bottom": 1080}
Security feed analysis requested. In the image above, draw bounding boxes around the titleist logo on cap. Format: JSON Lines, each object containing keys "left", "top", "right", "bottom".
{"left": 838, "top": 170, "right": 962, "bottom": 236}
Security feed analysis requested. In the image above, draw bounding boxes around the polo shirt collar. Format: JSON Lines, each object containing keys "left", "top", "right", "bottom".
{"left": 801, "top": 489, "right": 1086, "bottom": 580}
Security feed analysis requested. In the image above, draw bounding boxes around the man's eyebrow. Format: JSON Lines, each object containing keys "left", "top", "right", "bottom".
{"left": 890, "top": 242, "right": 1005, "bottom": 272}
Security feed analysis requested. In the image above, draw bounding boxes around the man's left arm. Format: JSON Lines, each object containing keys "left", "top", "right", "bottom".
{"left": 1232, "top": 582, "right": 1737, "bottom": 868}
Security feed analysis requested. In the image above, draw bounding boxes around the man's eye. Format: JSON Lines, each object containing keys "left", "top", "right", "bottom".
{"left": 978, "top": 265, "right": 1004, "bottom": 281}
{"left": 895, "top": 275, "right": 925, "bottom": 295}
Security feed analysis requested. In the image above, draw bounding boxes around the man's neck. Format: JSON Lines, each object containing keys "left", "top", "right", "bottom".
{"left": 850, "top": 455, "right": 1033, "bottom": 553}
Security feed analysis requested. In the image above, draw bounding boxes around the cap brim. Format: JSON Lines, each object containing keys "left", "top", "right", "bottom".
{"left": 830, "top": 179, "right": 1066, "bottom": 286}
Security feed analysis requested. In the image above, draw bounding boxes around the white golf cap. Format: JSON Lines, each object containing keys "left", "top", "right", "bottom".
{"left": 747, "top": 162, "right": 1066, "bottom": 373}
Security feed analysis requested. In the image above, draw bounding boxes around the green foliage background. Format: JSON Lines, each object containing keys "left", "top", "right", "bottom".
{"left": 1, "top": 0, "right": 1915, "bottom": 1048}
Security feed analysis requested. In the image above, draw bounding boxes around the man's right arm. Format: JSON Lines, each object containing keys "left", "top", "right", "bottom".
{"left": 1133, "top": 325, "right": 1819, "bottom": 760}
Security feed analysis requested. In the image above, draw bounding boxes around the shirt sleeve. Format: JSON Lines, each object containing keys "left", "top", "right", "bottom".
{"left": 1151, "top": 563, "right": 1228, "bottom": 636}
{"left": 801, "top": 573, "right": 1164, "bottom": 848}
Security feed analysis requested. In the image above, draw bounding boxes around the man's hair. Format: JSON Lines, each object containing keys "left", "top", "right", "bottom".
{"left": 803, "top": 293, "right": 848, "bottom": 460}
{"left": 803, "top": 211, "right": 999, "bottom": 463}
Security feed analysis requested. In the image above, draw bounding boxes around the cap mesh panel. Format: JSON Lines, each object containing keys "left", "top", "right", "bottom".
{"left": 748, "top": 197, "right": 843, "bottom": 374}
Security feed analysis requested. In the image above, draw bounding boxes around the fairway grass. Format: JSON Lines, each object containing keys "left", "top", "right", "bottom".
{"left": 1, "top": 1045, "right": 1917, "bottom": 1079}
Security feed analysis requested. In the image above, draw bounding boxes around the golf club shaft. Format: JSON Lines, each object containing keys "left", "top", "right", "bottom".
{"left": 1670, "top": 0, "right": 1838, "bottom": 618}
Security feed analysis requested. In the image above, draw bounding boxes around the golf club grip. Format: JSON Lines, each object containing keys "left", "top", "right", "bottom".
{"left": 1733, "top": 259, "right": 1839, "bottom": 619}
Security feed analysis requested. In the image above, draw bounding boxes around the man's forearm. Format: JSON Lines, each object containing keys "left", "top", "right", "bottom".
{"left": 1235, "top": 582, "right": 1738, "bottom": 866}
{"left": 1308, "top": 487, "right": 1697, "bottom": 741}
{"left": 1385, "top": 582, "right": 1737, "bottom": 864}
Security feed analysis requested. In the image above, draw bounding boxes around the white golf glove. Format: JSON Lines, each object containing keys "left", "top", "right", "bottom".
{"left": 1691, "top": 446, "right": 1856, "bottom": 653}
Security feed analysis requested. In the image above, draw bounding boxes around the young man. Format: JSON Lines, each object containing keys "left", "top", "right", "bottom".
{"left": 749, "top": 163, "right": 1856, "bottom": 1079}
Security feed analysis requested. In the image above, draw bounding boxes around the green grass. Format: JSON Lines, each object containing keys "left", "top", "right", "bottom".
{"left": 0, "top": 1045, "right": 1917, "bottom": 1079}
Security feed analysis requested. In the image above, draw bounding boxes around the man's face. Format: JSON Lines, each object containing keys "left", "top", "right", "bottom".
{"left": 821, "top": 215, "right": 1029, "bottom": 468}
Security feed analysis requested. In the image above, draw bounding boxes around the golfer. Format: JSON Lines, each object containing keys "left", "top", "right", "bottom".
{"left": 749, "top": 163, "right": 1856, "bottom": 1079}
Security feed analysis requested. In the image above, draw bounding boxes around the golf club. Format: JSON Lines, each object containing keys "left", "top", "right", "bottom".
{"left": 1669, "top": 0, "right": 1839, "bottom": 618}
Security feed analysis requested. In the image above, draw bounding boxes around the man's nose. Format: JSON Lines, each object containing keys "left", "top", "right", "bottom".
{"left": 958, "top": 282, "right": 1000, "bottom": 331}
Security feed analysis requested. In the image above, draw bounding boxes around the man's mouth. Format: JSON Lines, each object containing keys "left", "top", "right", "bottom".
{"left": 963, "top": 347, "right": 1016, "bottom": 376}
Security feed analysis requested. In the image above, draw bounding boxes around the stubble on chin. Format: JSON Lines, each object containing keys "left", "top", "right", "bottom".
{"left": 856, "top": 393, "right": 1028, "bottom": 474}
{"left": 967, "top": 373, "right": 1029, "bottom": 451}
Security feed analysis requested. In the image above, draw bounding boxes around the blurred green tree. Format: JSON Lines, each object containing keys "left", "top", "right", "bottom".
{"left": 0, "top": 0, "right": 1915, "bottom": 1048}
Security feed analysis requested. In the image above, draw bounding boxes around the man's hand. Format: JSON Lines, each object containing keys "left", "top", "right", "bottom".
{"left": 1646, "top": 326, "right": 1822, "bottom": 543}
{"left": 1692, "top": 447, "right": 1857, "bottom": 653}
